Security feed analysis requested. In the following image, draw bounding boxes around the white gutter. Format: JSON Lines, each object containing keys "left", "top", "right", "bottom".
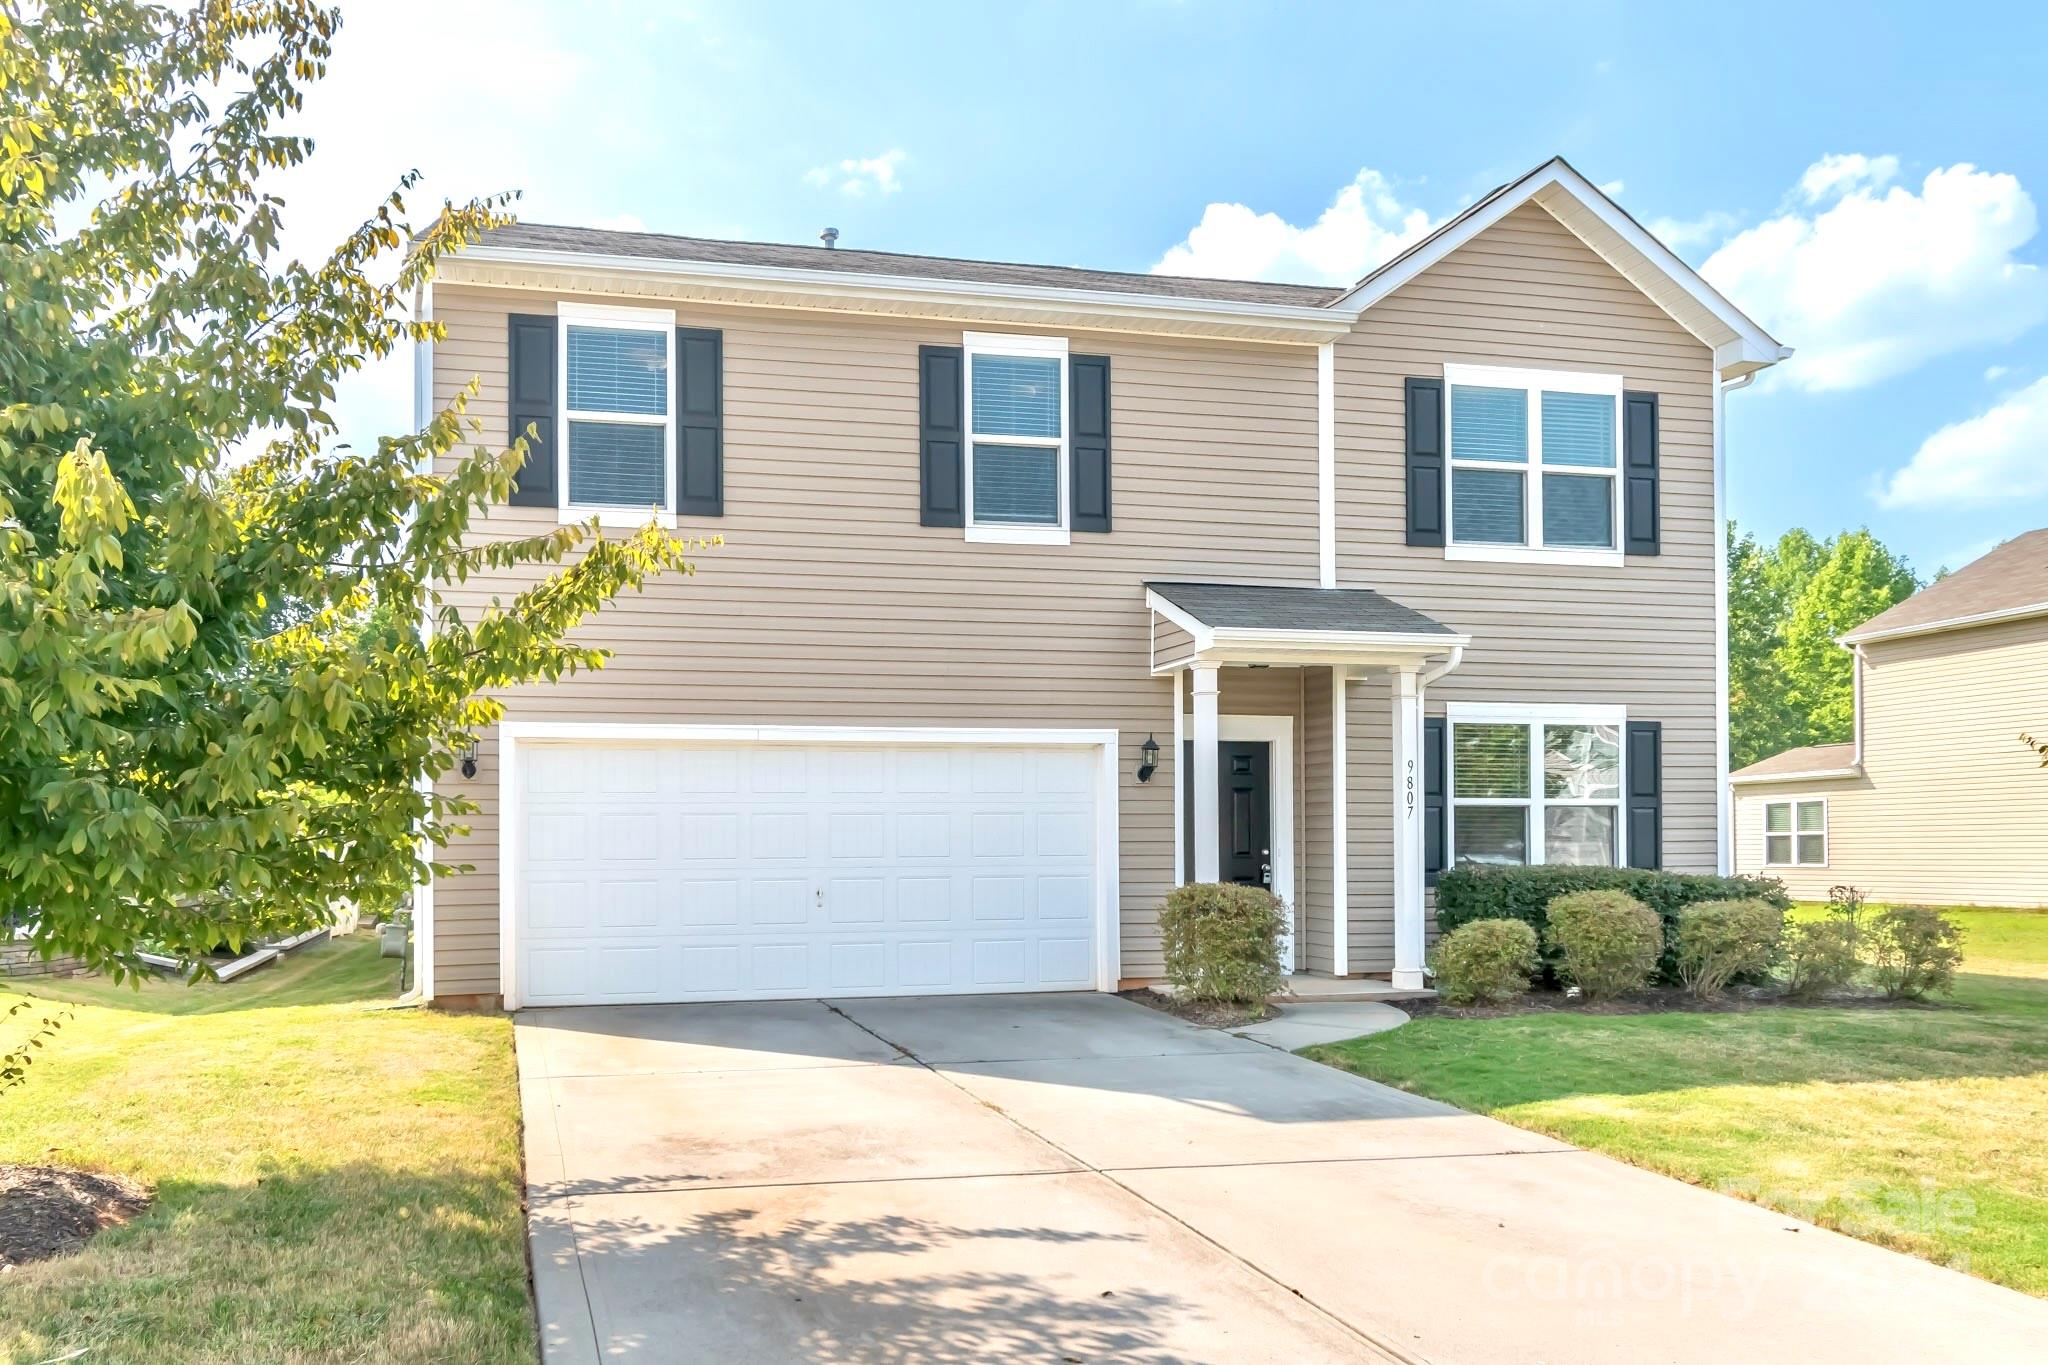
{"left": 1714, "top": 370, "right": 1757, "bottom": 875}
{"left": 1729, "top": 766, "right": 1863, "bottom": 787}
{"left": 1419, "top": 645, "right": 1465, "bottom": 687}
{"left": 1839, "top": 599, "right": 2048, "bottom": 646}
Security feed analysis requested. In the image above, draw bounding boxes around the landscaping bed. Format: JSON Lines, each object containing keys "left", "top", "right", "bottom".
{"left": 1120, "top": 987, "right": 1277, "bottom": 1030}
{"left": 0, "top": 1165, "right": 150, "bottom": 1268}
{"left": 0, "top": 935, "right": 534, "bottom": 1363}
{"left": 1401, "top": 982, "right": 1944, "bottom": 1021}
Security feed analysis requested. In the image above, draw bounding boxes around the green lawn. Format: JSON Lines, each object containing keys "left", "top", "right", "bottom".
{"left": 1305, "top": 907, "right": 2048, "bottom": 1297}
{"left": 0, "top": 936, "right": 535, "bottom": 1365}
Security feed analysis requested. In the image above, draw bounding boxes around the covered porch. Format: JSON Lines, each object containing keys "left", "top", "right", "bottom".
{"left": 1147, "top": 582, "right": 1469, "bottom": 989}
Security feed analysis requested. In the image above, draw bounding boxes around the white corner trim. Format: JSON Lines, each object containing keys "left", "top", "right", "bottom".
{"left": 411, "top": 277, "right": 437, "bottom": 1002}
{"left": 1714, "top": 375, "right": 1732, "bottom": 874}
{"left": 1331, "top": 669, "right": 1351, "bottom": 977}
{"left": 494, "top": 722, "right": 1122, "bottom": 1010}
{"left": 1317, "top": 342, "right": 1336, "bottom": 588}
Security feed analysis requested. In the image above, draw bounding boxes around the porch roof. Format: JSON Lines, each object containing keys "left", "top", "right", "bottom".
{"left": 1145, "top": 581, "right": 1469, "bottom": 673}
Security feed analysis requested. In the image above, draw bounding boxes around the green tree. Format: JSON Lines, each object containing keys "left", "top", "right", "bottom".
{"left": 1727, "top": 523, "right": 1918, "bottom": 767}
{"left": 1, "top": 0, "right": 697, "bottom": 976}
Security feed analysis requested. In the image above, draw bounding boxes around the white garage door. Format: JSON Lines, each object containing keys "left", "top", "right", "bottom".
{"left": 513, "top": 740, "right": 1102, "bottom": 1006}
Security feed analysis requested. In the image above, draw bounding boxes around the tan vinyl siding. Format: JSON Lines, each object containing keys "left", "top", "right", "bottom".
{"left": 1152, "top": 619, "right": 1197, "bottom": 671}
{"left": 431, "top": 289, "right": 1319, "bottom": 994}
{"left": 1331, "top": 201, "right": 1719, "bottom": 970}
{"left": 1733, "top": 616, "right": 2048, "bottom": 906}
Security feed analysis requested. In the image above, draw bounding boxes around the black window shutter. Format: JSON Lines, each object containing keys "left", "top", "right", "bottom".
{"left": 1069, "top": 354, "right": 1111, "bottom": 533}
{"left": 676, "top": 327, "right": 723, "bottom": 516}
{"left": 1405, "top": 377, "right": 1445, "bottom": 546}
{"left": 919, "top": 345, "right": 964, "bottom": 527}
{"left": 1623, "top": 390, "right": 1660, "bottom": 555}
{"left": 506, "top": 314, "right": 557, "bottom": 507}
{"left": 1626, "top": 720, "right": 1662, "bottom": 869}
{"left": 1424, "top": 716, "right": 1447, "bottom": 884}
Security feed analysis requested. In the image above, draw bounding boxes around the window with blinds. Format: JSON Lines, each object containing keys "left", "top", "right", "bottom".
{"left": 964, "top": 334, "right": 1067, "bottom": 538}
{"left": 1445, "top": 365, "right": 1620, "bottom": 555}
{"left": 564, "top": 319, "right": 671, "bottom": 511}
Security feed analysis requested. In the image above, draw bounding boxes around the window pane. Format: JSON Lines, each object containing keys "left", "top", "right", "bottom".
{"left": 1455, "top": 805, "right": 1528, "bottom": 866}
{"left": 1764, "top": 803, "right": 1792, "bottom": 834}
{"left": 1544, "top": 806, "right": 1617, "bottom": 866}
{"left": 1765, "top": 834, "right": 1793, "bottom": 864}
{"left": 1452, "top": 468, "right": 1525, "bottom": 544}
{"left": 1455, "top": 723, "right": 1530, "bottom": 799}
{"left": 1544, "top": 724, "right": 1621, "bottom": 799}
{"left": 567, "top": 421, "right": 666, "bottom": 507}
{"left": 566, "top": 327, "right": 668, "bottom": 416}
{"left": 1796, "top": 801, "right": 1826, "bottom": 832}
{"left": 1450, "top": 385, "right": 1528, "bottom": 462}
{"left": 1542, "top": 473, "right": 1614, "bottom": 549}
{"left": 972, "top": 443, "right": 1059, "bottom": 525}
{"left": 1797, "top": 834, "right": 1826, "bottom": 865}
{"left": 1541, "top": 391, "right": 1617, "bottom": 468}
{"left": 970, "top": 354, "right": 1062, "bottom": 439}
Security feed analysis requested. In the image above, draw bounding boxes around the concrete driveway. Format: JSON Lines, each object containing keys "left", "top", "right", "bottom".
{"left": 517, "top": 994, "right": 2045, "bottom": 1363}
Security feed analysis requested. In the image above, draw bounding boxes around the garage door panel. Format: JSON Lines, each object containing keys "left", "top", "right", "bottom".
{"left": 516, "top": 740, "right": 1099, "bottom": 1005}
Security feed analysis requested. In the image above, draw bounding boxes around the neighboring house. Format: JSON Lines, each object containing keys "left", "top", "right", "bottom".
{"left": 414, "top": 157, "right": 1788, "bottom": 1009}
{"left": 1731, "top": 530, "right": 2048, "bottom": 906}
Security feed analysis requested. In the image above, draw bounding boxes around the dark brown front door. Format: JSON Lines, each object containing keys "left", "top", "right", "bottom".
{"left": 1183, "top": 740, "right": 1273, "bottom": 888}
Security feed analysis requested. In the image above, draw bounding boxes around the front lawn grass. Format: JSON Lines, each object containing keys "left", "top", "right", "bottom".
{"left": 1304, "top": 906, "right": 2048, "bottom": 1296}
{"left": 0, "top": 936, "right": 535, "bottom": 1364}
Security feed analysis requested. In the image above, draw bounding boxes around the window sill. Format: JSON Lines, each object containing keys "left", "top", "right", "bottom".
{"left": 966, "top": 523, "right": 1071, "bottom": 546}
{"left": 560, "top": 506, "right": 678, "bottom": 530}
{"left": 1445, "top": 543, "right": 1624, "bottom": 569}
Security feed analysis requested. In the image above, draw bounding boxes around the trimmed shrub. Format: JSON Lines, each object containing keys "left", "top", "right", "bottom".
{"left": 1158, "top": 882, "right": 1288, "bottom": 1004}
{"left": 1545, "top": 889, "right": 1662, "bottom": 1000}
{"left": 1431, "top": 918, "right": 1539, "bottom": 1005}
{"left": 1673, "top": 899, "right": 1784, "bottom": 998}
{"left": 1782, "top": 917, "right": 1863, "bottom": 998}
{"left": 1436, "top": 865, "right": 1790, "bottom": 983}
{"left": 1866, "top": 904, "right": 1966, "bottom": 999}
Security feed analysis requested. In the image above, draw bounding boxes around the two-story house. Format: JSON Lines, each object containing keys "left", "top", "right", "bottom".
{"left": 414, "top": 157, "right": 1787, "bottom": 1009}
{"left": 1732, "top": 529, "right": 2048, "bottom": 905}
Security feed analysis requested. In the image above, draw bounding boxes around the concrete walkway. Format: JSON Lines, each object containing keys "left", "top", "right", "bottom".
{"left": 516, "top": 993, "right": 2046, "bottom": 1363}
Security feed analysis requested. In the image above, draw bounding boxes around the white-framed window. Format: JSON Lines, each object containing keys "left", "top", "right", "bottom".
{"left": 1447, "top": 703, "right": 1626, "bottom": 868}
{"left": 1444, "top": 363, "right": 1623, "bottom": 567}
{"left": 558, "top": 301, "right": 676, "bottom": 527}
{"left": 963, "top": 331, "right": 1068, "bottom": 544}
{"left": 1763, "top": 799, "right": 1827, "bottom": 866}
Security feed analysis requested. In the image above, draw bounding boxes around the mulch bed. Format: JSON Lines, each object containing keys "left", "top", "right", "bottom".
{"left": 1119, "top": 988, "right": 1276, "bottom": 1030}
{"left": 1405, "top": 983, "right": 1949, "bottom": 1021}
{"left": 0, "top": 1164, "right": 151, "bottom": 1269}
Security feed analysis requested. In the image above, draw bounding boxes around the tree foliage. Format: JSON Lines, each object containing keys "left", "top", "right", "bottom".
{"left": 1727, "top": 523, "right": 1918, "bottom": 769}
{"left": 0, "top": 1, "right": 698, "bottom": 976}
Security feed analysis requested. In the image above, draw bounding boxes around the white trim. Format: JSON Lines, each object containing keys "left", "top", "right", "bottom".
{"left": 1330, "top": 669, "right": 1350, "bottom": 977}
{"left": 1444, "top": 703, "right": 1629, "bottom": 869}
{"left": 1838, "top": 599, "right": 2048, "bottom": 646}
{"left": 1851, "top": 644, "right": 1865, "bottom": 766}
{"left": 1189, "top": 666, "right": 1221, "bottom": 883}
{"left": 962, "top": 331, "right": 1070, "bottom": 542}
{"left": 1176, "top": 714, "right": 1299, "bottom": 973}
{"left": 448, "top": 246, "right": 1353, "bottom": 344}
{"left": 1330, "top": 159, "right": 1788, "bottom": 379}
{"left": 1714, "top": 376, "right": 1731, "bottom": 874}
{"left": 1442, "top": 363, "right": 1623, "bottom": 561}
{"left": 1389, "top": 667, "right": 1426, "bottom": 990}
{"left": 1729, "top": 766, "right": 1863, "bottom": 787}
{"left": 1761, "top": 796, "right": 1829, "bottom": 868}
{"left": 554, "top": 302, "right": 679, "bottom": 525}
{"left": 411, "top": 278, "right": 437, "bottom": 1002}
{"left": 1317, "top": 342, "right": 1336, "bottom": 588}
{"left": 1171, "top": 670, "right": 1185, "bottom": 886}
{"left": 495, "top": 721, "right": 1121, "bottom": 1010}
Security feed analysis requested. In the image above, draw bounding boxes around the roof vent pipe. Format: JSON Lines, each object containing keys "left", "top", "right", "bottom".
{"left": 820, "top": 227, "right": 839, "bottom": 249}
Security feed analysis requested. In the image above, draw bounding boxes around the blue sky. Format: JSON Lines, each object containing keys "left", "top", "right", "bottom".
{"left": 292, "top": 1, "right": 2048, "bottom": 577}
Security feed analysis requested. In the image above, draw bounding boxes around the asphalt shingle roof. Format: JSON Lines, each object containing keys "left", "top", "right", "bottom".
{"left": 1839, "top": 528, "right": 2048, "bottom": 642}
{"left": 1146, "top": 581, "right": 1457, "bottom": 636}
{"left": 479, "top": 222, "right": 1345, "bottom": 308}
{"left": 1729, "top": 742, "right": 1861, "bottom": 783}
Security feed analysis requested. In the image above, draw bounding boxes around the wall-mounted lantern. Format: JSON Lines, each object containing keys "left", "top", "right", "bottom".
{"left": 459, "top": 739, "right": 479, "bottom": 780}
{"left": 1136, "top": 733, "right": 1160, "bottom": 784}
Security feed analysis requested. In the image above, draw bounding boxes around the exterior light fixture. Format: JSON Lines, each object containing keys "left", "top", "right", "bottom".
{"left": 459, "top": 740, "right": 479, "bottom": 780}
{"left": 1137, "top": 733, "right": 1160, "bottom": 784}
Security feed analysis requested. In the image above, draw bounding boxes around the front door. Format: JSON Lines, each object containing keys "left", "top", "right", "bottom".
{"left": 1183, "top": 740, "right": 1273, "bottom": 890}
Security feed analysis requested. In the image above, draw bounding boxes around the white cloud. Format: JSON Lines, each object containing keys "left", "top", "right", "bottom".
{"left": 1797, "top": 152, "right": 1899, "bottom": 202}
{"left": 1597, "top": 179, "right": 1625, "bottom": 197}
{"left": 1985, "top": 364, "right": 2011, "bottom": 382}
{"left": 806, "top": 149, "right": 907, "bottom": 198}
{"left": 1877, "top": 375, "right": 2048, "bottom": 508}
{"left": 1151, "top": 168, "right": 1436, "bottom": 284}
{"left": 1701, "top": 157, "right": 2048, "bottom": 391}
{"left": 1648, "top": 209, "right": 1741, "bottom": 251}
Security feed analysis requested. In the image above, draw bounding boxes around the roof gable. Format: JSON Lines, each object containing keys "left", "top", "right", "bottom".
{"left": 1840, "top": 528, "right": 2048, "bottom": 644}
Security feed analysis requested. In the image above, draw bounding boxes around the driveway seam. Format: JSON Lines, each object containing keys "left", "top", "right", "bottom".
{"left": 824, "top": 999, "right": 1433, "bottom": 1365}
{"left": 534, "top": 1067, "right": 604, "bottom": 1364}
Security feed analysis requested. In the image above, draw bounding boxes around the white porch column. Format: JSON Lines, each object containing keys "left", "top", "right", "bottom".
{"left": 1190, "top": 663, "right": 1220, "bottom": 882}
{"left": 1390, "top": 664, "right": 1427, "bottom": 989}
{"left": 1331, "top": 667, "right": 1351, "bottom": 976}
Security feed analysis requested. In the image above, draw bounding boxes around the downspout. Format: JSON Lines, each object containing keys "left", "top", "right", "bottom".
{"left": 407, "top": 277, "right": 437, "bottom": 1003}
{"left": 1715, "top": 370, "right": 1758, "bottom": 875}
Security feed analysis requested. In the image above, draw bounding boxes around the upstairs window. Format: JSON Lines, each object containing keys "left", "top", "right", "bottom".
{"left": 1764, "top": 800, "right": 1827, "bottom": 866}
{"left": 1449, "top": 705, "right": 1625, "bottom": 867}
{"left": 561, "top": 304, "right": 673, "bottom": 519}
{"left": 964, "top": 332, "right": 1068, "bottom": 543}
{"left": 1445, "top": 364, "right": 1621, "bottom": 564}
